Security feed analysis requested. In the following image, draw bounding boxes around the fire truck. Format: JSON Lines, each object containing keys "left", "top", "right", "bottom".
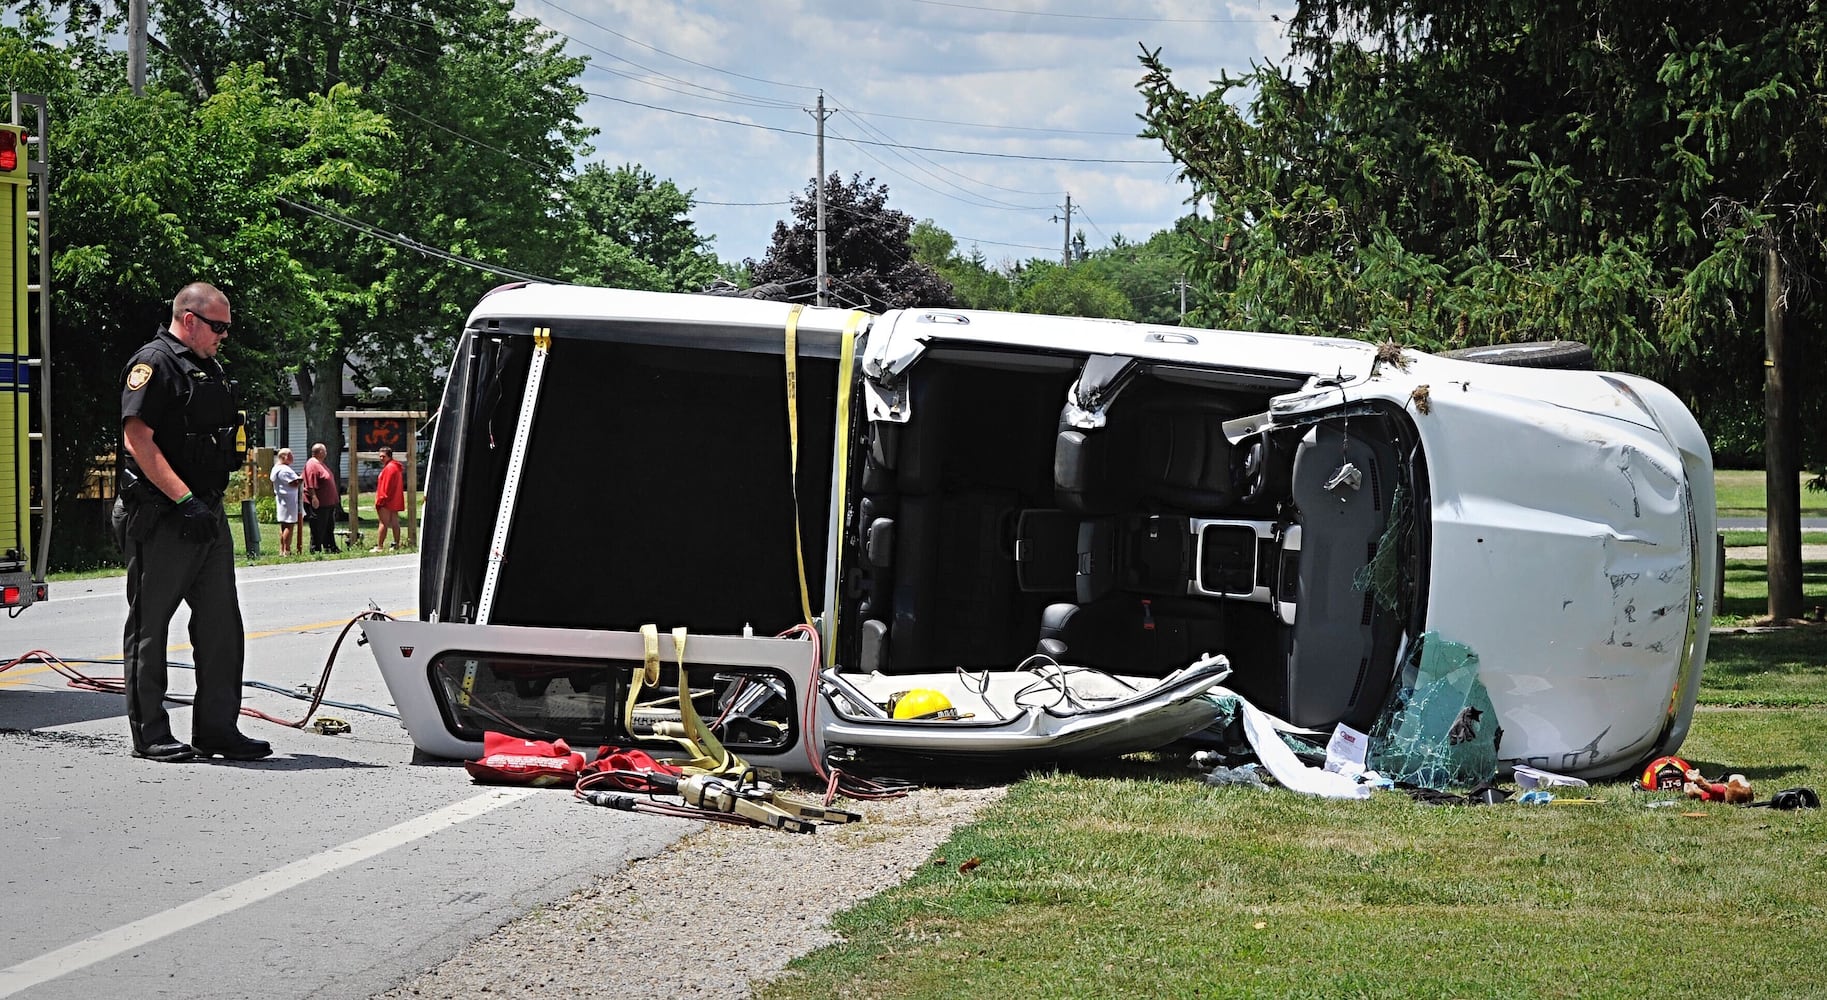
{"left": 1, "top": 93, "right": 49, "bottom": 614}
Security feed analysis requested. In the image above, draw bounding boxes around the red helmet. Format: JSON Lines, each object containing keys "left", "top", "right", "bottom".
{"left": 1640, "top": 755, "right": 1693, "bottom": 791}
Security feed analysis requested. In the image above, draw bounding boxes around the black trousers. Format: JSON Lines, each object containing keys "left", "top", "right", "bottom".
{"left": 113, "top": 497, "right": 247, "bottom": 749}
{"left": 307, "top": 504, "right": 340, "bottom": 552}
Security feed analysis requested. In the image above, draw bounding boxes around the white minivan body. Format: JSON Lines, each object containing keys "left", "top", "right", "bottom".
{"left": 360, "top": 284, "right": 1713, "bottom": 779}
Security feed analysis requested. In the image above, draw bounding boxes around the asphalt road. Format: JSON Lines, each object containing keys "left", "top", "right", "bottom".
{"left": 0, "top": 556, "right": 692, "bottom": 999}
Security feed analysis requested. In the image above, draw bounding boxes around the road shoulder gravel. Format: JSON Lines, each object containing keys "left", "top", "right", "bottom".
{"left": 374, "top": 783, "right": 1007, "bottom": 998}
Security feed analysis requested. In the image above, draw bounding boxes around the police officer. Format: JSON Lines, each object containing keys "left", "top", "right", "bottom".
{"left": 113, "top": 282, "right": 271, "bottom": 762}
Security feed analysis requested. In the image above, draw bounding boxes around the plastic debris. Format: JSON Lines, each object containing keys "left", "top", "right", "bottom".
{"left": 1202, "top": 764, "right": 1268, "bottom": 789}
{"left": 1513, "top": 764, "right": 1587, "bottom": 790}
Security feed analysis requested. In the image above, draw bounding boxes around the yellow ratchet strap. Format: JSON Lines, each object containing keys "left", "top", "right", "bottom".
{"left": 624, "top": 624, "right": 665, "bottom": 738}
{"left": 823, "top": 311, "right": 865, "bottom": 650}
{"left": 784, "top": 304, "right": 813, "bottom": 625}
{"left": 670, "top": 627, "right": 743, "bottom": 775}
{"left": 627, "top": 625, "right": 745, "bottom": 776}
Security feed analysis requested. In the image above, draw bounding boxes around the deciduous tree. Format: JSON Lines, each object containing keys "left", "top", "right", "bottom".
{"left": 750, "top": 173, "right": 954, "bottom": 310}
{"left": 567, "top": 162, "right": 721, "bottom": 292}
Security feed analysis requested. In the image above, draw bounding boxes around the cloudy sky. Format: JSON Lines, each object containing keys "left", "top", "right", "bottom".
{"left": 513, "top": 0, "right": 1295, "bottom": 267}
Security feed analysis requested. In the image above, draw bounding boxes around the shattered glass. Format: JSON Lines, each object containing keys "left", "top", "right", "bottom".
{"left": 1367, "top": 632, "right": 1501, "bottom": 791}
{"left": 1353, "top": 481, "right": 1411, "bottom": 612}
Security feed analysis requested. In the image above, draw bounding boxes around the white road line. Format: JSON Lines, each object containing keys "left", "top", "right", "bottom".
{"left": 246, "top": 562, "right": 418, "bottom": 585}
{"left": 44, "top": 562, "right": 414, "bottom": 603}
{"left": 0, "top": 788, "right": 535, "bottom": 997}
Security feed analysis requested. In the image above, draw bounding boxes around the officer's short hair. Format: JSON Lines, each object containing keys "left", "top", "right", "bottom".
{"left": 171, "top": 282, "right": 227, "bottom": 321}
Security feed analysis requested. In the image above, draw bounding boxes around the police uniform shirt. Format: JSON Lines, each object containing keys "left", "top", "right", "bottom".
{"left": 120, "top": 328, "right": 239, "bottom": 498}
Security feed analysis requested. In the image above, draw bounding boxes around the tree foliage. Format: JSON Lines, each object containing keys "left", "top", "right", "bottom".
{"left": 2, "top": 18, "right": 391, "bottom": 520}
{"left": 150, "top": 0, "right": 594, "bottom": 449}
{"left": 566, "top": 163, "right": 721, "bottom": 292}
{"left": 4, "top": 2, "right": 725, "bottom": 570}
{"left": 1135, "top": 3, "right": 1827, "bottom": 463}
{"left": 750, "top": 173, "right": 954, "bottom": 310}
{"left": 911, "top": 219, "right": 1197, "bottom": 324}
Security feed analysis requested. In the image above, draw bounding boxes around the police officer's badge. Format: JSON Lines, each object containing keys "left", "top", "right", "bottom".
{"left": 126, "top": 363, "right": 154, "bottom": 391}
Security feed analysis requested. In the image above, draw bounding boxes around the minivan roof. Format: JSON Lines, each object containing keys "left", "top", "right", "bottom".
{"left": 466, "top": 283, "right": 1381, "bottom": 380}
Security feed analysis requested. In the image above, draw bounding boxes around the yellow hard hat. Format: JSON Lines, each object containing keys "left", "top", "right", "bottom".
{"left": 889, "top": 689, "right": 960, "bottom": 721}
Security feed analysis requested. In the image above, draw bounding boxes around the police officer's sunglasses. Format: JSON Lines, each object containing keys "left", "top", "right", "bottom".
{"left": 186, "top": 309, "right": 232, "bottom": 335}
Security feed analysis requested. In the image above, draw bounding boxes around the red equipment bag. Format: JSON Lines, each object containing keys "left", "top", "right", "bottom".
{"left": 577, "top": 746, "right": 685, "bottom": 793}
{"left": 464, "top": 732, "right": 587, "bottom": 787}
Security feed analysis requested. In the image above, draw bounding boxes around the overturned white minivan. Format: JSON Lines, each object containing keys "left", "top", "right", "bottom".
{"left": 359, "top": 284, "right": 1714, "bottom": 780}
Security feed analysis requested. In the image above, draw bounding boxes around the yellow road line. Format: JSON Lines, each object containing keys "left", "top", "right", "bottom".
{"left": 0, "top": 609, "right": 416, "bottom": 688}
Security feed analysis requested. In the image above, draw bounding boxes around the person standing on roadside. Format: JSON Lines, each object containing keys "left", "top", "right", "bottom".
{"left": 269, "top": 446, "right": 303, "bottom": 556}
{"left": 371, "top": 445, "right": 405, "bottom": 552}
{"left": 112, "top": 281, "right": 272, "bottom": 763}
{"left": 302, "top": 442, "right": 341, "bottom": 553}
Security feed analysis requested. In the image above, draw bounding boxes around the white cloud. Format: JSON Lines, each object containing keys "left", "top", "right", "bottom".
{"left": 517, "top": 0, "right": 1293, "bottom": 263}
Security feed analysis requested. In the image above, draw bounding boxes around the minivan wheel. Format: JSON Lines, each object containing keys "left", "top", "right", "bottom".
{"left": 1436, "top": 341, "right": 1594, "bottom": 370}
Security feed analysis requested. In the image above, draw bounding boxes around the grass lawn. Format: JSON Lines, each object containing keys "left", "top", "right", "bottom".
{"left": 762, "top": 635, "right": 1827, "bottom": 999}
{"left": 1720, "top": 529, "right": 1827, "bottom": 547}
{"left": 1716, "top": 467, "right": 1827, "bottom": 518}
{"left": 46, "top": 494, "right": 425, "bottom": 581}
{"left": 1714, "top": 558, "right": 1827, "bottom": 627}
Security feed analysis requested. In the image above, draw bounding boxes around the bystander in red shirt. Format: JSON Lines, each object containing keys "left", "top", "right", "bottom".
{"left": 375, "top": 454, "right": 405, "bottom": 513}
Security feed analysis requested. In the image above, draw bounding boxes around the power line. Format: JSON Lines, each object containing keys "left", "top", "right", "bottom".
{"left": 276, "top": 196, "right": 560, "bottom": 284}
{"left": 822, "top": 200, "right": 1058, "bottom": 254}
{"left": 696, "top": 198, "right": 794, "bottom": 206}
{"left": 585, "top": 63, "right": 801, "bottom": 111}
{"left": 582, "top": 89, "right": 1170, "bottom": 164}
{"left": 266, "top": 0, "right": 574, "bottom": 176}
{"left": 529, "top": 0, "right": 821, "bottom": 93}
{"left": 310, "top": 2, "right": 1163, "bottom": 161}
{"left": 839, "top": 105, "right": 1136, "bottom": 138}
{"left": 828, "top": 121, "right": 1053, "bottom": 212}
{"left": 834, "top": 109, "right": 1059, "bottom": 204}
{"left": 1076, "top": 206, "right": 1113, "bottom": 246}
{"left": 904, "top": 0, "right": 1276, "bottom": 23}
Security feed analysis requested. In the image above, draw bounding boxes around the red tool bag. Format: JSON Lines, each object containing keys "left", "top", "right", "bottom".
{"left": 577, "top": 746, "right": 685, "bottom": 793}
{"left": 464, "top": 732, "right": 587, "bottom": 787}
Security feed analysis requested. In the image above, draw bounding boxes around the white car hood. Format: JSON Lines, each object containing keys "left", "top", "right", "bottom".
{"left": 1413, "top": 370, "right": 1704, "bottom": 773}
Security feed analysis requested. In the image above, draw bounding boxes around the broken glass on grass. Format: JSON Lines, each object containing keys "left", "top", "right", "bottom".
{"left": 1366, "top": 631, "right": 1502, "bottom": 791}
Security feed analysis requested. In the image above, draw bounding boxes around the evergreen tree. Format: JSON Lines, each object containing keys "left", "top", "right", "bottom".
{"left": 1136, "top": 1, "right": 1827, "bottom": 617}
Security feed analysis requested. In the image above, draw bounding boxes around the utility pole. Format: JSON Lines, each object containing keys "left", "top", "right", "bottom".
{"left": 128, "top": 0, "right": 147, "bottom": 95}
{"left": 810, "top": 91, "right": 830, "bottom": 307}
{"left": 1052, "top": 193, "right": 1073, "bottom": 266}
{"left": 1173, "top": 275, "right": 1188, "bottom": 322}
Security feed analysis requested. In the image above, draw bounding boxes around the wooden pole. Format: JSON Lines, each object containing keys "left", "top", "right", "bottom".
{"left": 1766, "top": 242, "right": 1801, "bottom": 621}
{"left": 406, "top": 417, "right": 419, "bottom": 548}
{"left": 344, "top": 415, "right": 361, "bottom": 549}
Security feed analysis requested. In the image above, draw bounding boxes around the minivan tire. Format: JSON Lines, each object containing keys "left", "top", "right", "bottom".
{"left": 1437, "top": 341, "right": 1594, "bottom": 370}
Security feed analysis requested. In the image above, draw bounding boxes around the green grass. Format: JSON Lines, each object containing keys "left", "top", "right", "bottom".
{"left": 1716, "top": 468, "right": 1827, "bottom": 518}
{"left": 1714, "top": 558, "right": 1827, "bottom": 627}
{"left": 46, "top": 497, "right": 423, "bottom": 582}
{"left": 1721, "top": 530, "right": 1827, "bottom": 547}
{"left": 1704, "top": 628, "right": 1827, "bottom": 706}
{"left": 763, "top": 634, "right": 1827, "bottom": 999}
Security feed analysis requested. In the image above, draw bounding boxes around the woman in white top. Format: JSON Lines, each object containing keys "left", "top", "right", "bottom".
{"left": 270, "top": 447, "right": 304, "bottom": 556}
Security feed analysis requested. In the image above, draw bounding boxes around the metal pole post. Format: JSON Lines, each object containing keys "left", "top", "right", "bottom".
{"left": 815, "top": 91, "right": 827, "bottom": 308}
{"left": 128, "top": 0, "right": 147, "bottom": 95}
